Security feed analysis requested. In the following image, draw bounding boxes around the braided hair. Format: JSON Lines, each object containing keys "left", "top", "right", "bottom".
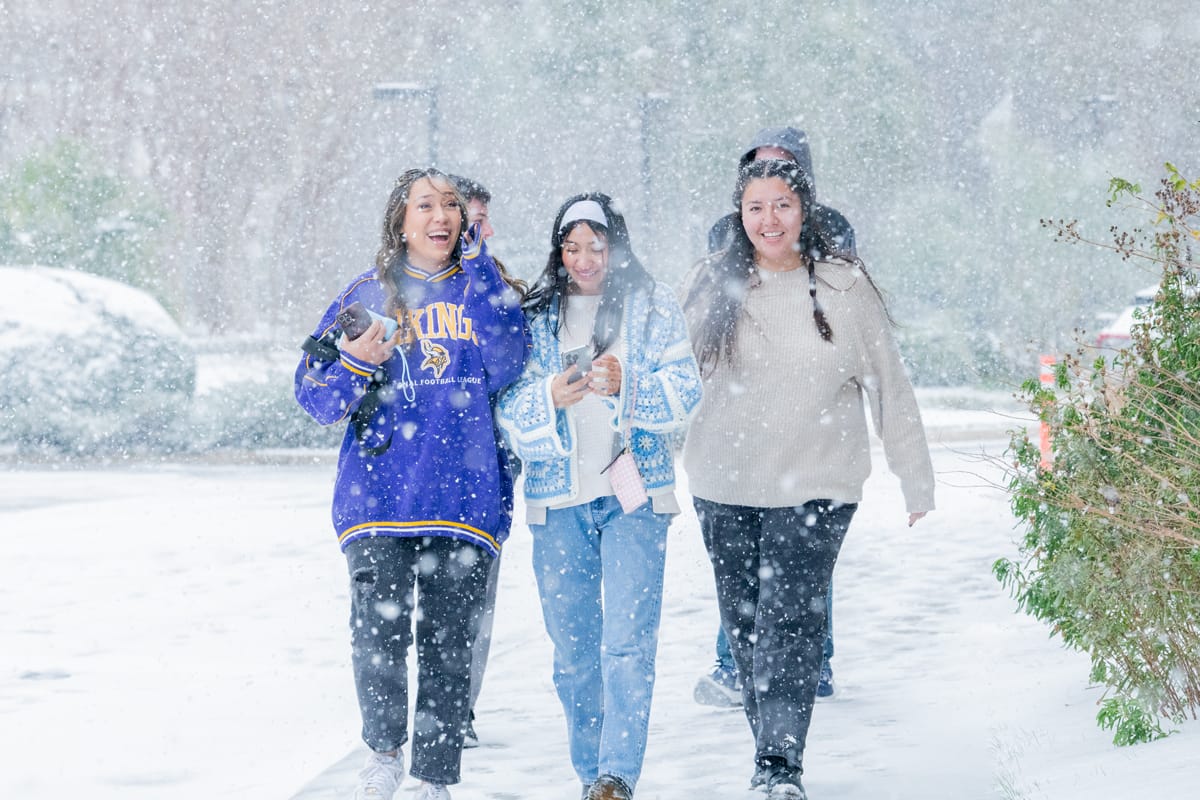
{"left": 685, "top": 158, "right": 888, "bottom": 375}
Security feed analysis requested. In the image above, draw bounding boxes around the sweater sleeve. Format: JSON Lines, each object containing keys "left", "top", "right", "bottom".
{"left": 615, "top": 283, "right": 703, "bottom": 434}
{"left": 496, "top": 317, "right": 573, "bottom": 462}
{"left": 460, "top": 236, "right": 530, "bottom": 394}
{"left": 854, "top": 284, "right": 936, "bottom": 513}
{"left": 293, "top": 297, "right": 379, "bottom": 426}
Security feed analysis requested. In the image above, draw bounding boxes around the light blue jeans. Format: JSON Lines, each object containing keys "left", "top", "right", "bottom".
{"left": 530, "top": 496, "right": 670, "bottom": 792}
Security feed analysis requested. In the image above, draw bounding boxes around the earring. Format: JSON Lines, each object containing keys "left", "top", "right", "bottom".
{"left": 400, "top": 233, "right": 407, "bottom": 243}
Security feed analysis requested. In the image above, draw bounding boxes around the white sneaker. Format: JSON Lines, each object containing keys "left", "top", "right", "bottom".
{"left": 414, "top": 782, "right": 452, "bottom": 800}
{"left": 354, "top": 750, "right": 405, "bottom": 800}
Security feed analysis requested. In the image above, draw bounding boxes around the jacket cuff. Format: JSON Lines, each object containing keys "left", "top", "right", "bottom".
{"left": 540, "top": 375, "right": 574, "bottom": 456}
{"left": 339, "top": 351, "right": 378, "bottom": 378}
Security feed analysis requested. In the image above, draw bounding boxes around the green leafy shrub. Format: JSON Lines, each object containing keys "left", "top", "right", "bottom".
{"left": 996, "top": 164, "right": 1200, "bottom": 744}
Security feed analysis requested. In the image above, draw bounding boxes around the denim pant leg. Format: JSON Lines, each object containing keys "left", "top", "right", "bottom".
{"left": 532, "top": 505, "right": 604, "bottom": 783}
{"left": 410, "top": 537, "right": 491, "bottom": 785}
{"left": 753, "top": 503, "right": 853, "bottom": 766}
{"left": 531, "top": 497, "right": 669, "bottom": 790}
{"left": 596, "top": 499, "right": 669, "bottom": 789}
{"left": 695, "top": 499, "right": 764, "bottom": 732}
{"left": 346, "top": 537, "right": 417, "bottom": 753}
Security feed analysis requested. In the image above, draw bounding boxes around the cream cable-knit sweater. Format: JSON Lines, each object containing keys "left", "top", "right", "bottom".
{"left": 681, "top": 260, "right": 935, "bottom": 512}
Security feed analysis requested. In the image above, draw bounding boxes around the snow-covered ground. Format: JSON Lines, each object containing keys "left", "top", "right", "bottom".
{"left": 1, "top": 396, "right": 1193, "bottom": 800}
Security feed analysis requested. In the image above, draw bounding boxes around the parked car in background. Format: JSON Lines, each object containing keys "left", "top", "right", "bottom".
{"left": 1095, "top": 283, "right": 1158, "bottom": 353}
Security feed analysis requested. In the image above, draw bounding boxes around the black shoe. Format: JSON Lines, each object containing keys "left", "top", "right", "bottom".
{"left": 759, "top": 757, "right": 806, "bottom": 799}
{"left": 587, "top": 773, "right": 633, "bottom": 800}
{"left": 749, "top": 762, "right": 771, "bottom": 790}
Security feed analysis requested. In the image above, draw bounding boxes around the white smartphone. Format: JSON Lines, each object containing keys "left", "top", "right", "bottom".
{"left": 561, "top": 345, "right": 593, "bottom": 384}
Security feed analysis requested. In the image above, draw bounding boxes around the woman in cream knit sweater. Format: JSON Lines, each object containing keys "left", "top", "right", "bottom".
{"left": 681, "top": 158, "right": 935, "bottom": 800}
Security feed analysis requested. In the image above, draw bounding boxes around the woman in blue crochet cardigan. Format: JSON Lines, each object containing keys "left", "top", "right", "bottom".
{"left": 497, "top": 193, "right": 701, "bottom": 800}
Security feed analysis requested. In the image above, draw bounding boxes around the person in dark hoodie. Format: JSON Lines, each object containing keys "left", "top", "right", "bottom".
{"left": 693, "top": 127, "right": 853, "bottom": 710}
{"left": 295, "top": 167, "right": 528, "bottom": 800}
{"left": 706, "top": 126, "right": 857, "bottom": 258}
{"left": 446, "top": 173, "right": 528, "bottom": 751}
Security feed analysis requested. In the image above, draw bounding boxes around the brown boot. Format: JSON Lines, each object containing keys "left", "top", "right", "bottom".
{"left": 587, "top": 774, "right": 633, "bottom": 800}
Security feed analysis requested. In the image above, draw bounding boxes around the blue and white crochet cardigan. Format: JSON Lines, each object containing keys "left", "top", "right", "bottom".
{"left": 497, "top": 281, "right": 702, "bottom": 510}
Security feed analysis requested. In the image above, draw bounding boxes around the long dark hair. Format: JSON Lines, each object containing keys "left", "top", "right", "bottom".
{"left": 524, "top": 192, "right": 655, "bottom": 357}
{"left": 685, "top": 158, "right": 889, "bottom": 375}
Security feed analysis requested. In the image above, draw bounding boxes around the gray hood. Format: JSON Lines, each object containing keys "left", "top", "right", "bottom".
{"left": 739, "top": 126, "right": 816, "bottom": 195}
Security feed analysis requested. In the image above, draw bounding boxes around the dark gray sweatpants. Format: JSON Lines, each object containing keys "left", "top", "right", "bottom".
{"left": 694, "top": 497, "right": 856, "bottom": 771}
{"left": 345, "top": 535, "right": 491, "bottom": 785}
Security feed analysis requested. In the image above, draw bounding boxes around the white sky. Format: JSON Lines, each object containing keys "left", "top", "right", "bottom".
{"left": 1, "top": 408, "right": 1193, "bottom": 799}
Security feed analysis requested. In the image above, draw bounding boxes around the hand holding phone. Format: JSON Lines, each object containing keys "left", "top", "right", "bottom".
{"left": 464, "top": 221, "right": 482, "bottom": 248}
{"left": 461, "top": 221, "right": 486, "bottom": 261}
{"left": 337, "top": 301, "right": 399, "bottom": 341}
{"left": 551, "top": 344, "right": 593, "bottom": 408}
{"left": 561, "top": 345, "right": 593, "bottom": 384}
{"left": 336, "top": 302, "right": 373, "bottom": 341}
{"left": 336, "top": 301, "right": 401, "bottom": 367}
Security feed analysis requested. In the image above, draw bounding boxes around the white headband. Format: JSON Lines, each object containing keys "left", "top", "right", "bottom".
{"left": 559, "top": 199, "right": 608, "bottom": 231}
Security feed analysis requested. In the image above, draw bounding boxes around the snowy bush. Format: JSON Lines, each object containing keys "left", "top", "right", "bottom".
{"left": 185, "top": 339, "right": 341, "bottom": 452}
{"left": 0, "top": 265, "right": 194, "bottom": 454}
{"left": 895, "top": 317, "right": 1018, "bottom": 387}
{"left": 997, "top": 166, "right": 1200, "bottom": 745}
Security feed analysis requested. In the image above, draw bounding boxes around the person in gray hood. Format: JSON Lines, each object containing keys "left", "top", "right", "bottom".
{"left": 706, "top": 126, "right": 857, "bottom": 259}
{"left": 693, "top": 127, "right": 853, "bottom": 711}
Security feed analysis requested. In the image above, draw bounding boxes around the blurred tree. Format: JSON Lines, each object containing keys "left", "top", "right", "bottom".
{"left": 0, "top": 139, "right": 167, "bottom": 298}
{"left": 0, "top": 0, "right": 1195, "bottom": 382}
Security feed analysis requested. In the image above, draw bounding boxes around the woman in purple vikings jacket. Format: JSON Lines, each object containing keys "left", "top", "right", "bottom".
{"left": 295, "top": 167, "right": 527, "bottom": 800}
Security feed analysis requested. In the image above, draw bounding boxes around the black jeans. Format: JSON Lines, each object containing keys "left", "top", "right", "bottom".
{"left": 345, "top": 535, "right": 491, "bottom": 785}
{"left": 694, "top": 497, "right": 857, "bottom": 770}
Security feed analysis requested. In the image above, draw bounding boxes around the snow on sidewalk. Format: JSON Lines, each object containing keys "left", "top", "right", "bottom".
{"left": 1, "top": 399, "right": 1192, "bottom": 799}
{"left": 288, "top": 432, "right": 1189, "bottom": 800}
